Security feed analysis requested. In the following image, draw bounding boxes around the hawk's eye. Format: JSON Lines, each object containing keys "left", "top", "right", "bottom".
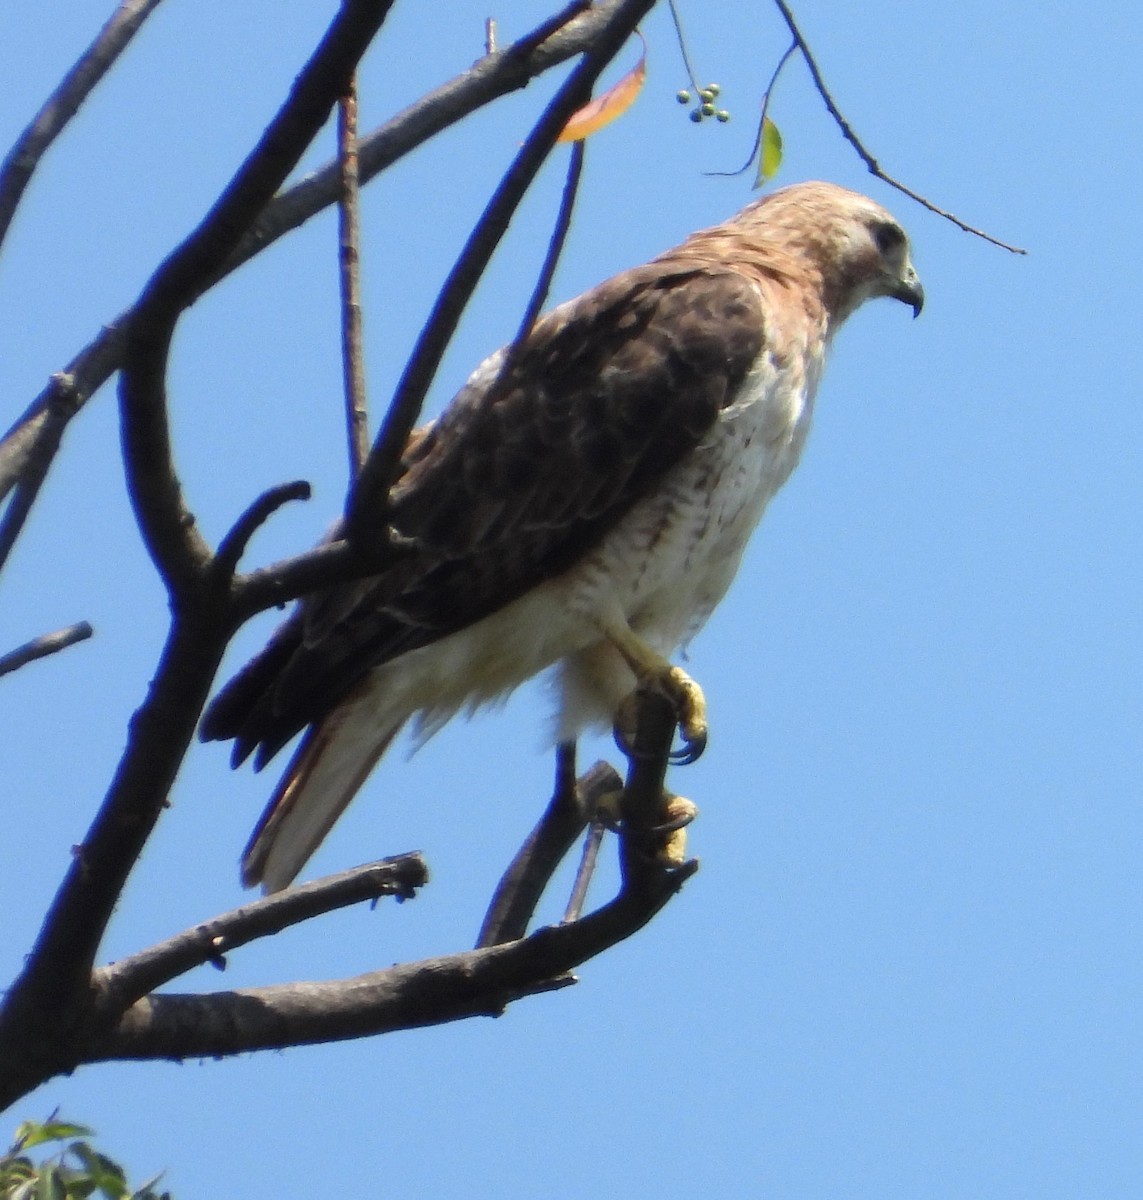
{"left": 872, "top": 221, "right": 906, "bottom": 255}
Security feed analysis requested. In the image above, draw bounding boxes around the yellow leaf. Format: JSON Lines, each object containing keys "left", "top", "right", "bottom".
{"left": 558, "top": 51, "right": 647, "bottom": 143}
{"left": 754, "top": 117, "right": 783, "bottom": 186}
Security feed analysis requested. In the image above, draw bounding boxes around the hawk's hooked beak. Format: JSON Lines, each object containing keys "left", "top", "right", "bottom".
{"left": 892, "top": 262, "right": 924, "bottom": 318}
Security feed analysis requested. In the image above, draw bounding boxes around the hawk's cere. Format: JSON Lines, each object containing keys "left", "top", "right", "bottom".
{"left": 201, "top": 181, "right": 924, "bottom": 893}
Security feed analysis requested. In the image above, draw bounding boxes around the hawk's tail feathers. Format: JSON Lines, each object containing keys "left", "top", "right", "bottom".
{"left": 241, "top": 703, "right": 403, "bottom": 893}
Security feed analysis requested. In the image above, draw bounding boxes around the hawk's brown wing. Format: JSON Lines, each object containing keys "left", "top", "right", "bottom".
{"left": 201, "top": 263, "right": 766, "bottom": 767}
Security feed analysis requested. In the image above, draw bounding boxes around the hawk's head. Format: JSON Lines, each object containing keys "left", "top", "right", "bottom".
{"left": 730, "top": 181, "right": 924, "bottom": 328}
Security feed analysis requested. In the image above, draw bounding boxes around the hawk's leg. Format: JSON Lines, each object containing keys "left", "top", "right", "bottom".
{"left": 602, "top": 619, "right": 708, "bottom": 765}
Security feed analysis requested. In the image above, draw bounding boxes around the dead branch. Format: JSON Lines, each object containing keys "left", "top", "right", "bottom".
{"left": 0, "top": 0, "right": 166, "bottom": 254}
{"left": 0, "top": 0, "right": 668, "bottom": 1118}
{"left": 0, "top": 372, "right": 84, "bottom": 573}
{"left": 0, "top": 0, "right": 404, "bottom": 1104}
{"left": 0, "top": 0, "right": 643, "bottom": 585}
{"left": 563, "top": 821, "right": 608, "bottom": 924}
{"left": 478, "top": 752, "right": 629, "bottom": 948}
{"left": 338, "top": 79, "right": 370, "bottom": 478}
{"left": 213, "top": 481, "right": 313, "bottom": 583}
{"left": 94, "top": 853, "right": 429, "bottom": 1010}
{"left": 0, "top": 621, "right": 94, "bottom": 679}
{"left": 347, "top": 8, "right": 650, "bottom": 540}
{"left": 84, "top": 895, "right": 671, "bottom": 1064}
{"left": 0, "top": 685, "right": 691, "bottom": 1110}
{"left": 79, "top": 700, "right": 690, "bottom": 1071}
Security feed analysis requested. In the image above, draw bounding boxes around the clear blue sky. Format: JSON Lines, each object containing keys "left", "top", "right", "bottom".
{"left": 3, "top": 1, "right": 1141, "bottom": 1197}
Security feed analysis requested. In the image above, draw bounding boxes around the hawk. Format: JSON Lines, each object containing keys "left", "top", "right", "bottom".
{"left": 202, "top": 180, "right": 923, "bottom": 892}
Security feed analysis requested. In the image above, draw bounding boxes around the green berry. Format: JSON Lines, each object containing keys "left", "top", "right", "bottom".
{"left": 700, "top": 102, "right": 715, "bottom": 117}
{"left": 689, "top": 108, "right": 703, "bottom": 123}
{"left": 676, "top": 89, "right": 691, "bottom": 104}
{"left": 707, "top": 82, "right": 721, "bottom": 97}
{"left": 716, "top": 109, "right": 730, "bottom": 123}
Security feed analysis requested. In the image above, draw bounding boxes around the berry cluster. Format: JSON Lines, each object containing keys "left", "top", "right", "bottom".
{"left": 676, "top": 83, "right": 730, "bottom": 123}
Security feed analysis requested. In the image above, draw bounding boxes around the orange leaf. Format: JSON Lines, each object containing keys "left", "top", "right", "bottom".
{"left": 557, "top": 50, "right": 646, "bottom": 143}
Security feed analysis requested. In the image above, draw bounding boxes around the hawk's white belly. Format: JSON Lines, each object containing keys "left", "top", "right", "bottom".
{"left": 365, "top": 351, "right": 820, "bottom": 747}
{"left": 552, "top": 352, "right": 817, "bottom": 736}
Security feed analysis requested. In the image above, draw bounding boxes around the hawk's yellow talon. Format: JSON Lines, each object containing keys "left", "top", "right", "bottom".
{"left": 589, "top": 787, "right": 698, "bottom": 866}
{"left": 657, "top": 794, "right": 699, "bottom": 866}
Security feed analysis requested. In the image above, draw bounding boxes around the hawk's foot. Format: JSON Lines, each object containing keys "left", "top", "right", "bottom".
{"left": 592, "top": 787, "right": 698, "bottom": 866}
{"left": 612, "top": 666, "right": 708, "bottom": 765}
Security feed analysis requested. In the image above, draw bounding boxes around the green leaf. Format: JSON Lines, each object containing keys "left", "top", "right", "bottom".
{"left": 13, "top": 1123, "right": 95, "bottom": 1153}
{"left": 1, "top": 1156, "right": 37, "bottom": 1184}
{"left": 37, "top": 1165, "right": 67, "bottom": 1200}
{"left": 68, "top": 1144, "right": 127, "bottom": 1199}
{"left": 754, "top": 117, "right": 783, "bottom": 186}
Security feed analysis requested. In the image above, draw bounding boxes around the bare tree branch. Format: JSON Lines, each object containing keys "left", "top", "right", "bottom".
{"left": 82, "top": 730, "right": 693, "bottom": 1068}
{"left": 0, "top": 710, "right": 692, "bottom": 1106}
{"left": 214, "top": 480, "right": 313, "bottom": 583}
{"left": 0, "top": 0, "right": 644, "bottom": 583}
{"left": 477, "top": 751, "right": 625, "bottom": 948}
{"left": 0, "top": 0, "right": 667, "bottom": 1116}
{"left": 338, "top": 79, "right": 370, "bottom": 479}
{"left": 209, "top": 0, "right": 613, "bottom": 290}
{"left": 117, "top": 334, "right": 215, "bottom": 597}
{"left": 770, "top": 0, "right": 1027, "bottom": 254}
{"left": 0, "top": 621, "right": 93, "bottom": 679}
{"left": 563, "top": 821, "right": 608, "bottom": 923}
{"left": 0, "top": 0, "right": 166, "bottom": 255}
{"left": 506, "top": 139, "right": 586, "bottom": 358}
{"left": 0, "top": 0, "right": 405, "bottom": 1101}
{"left": 348, "top": 1, "right": 654, "bottom": 540}
{"left": 121, "top": 0, "right": 402, "bottom": 597}
{"left": 228, "top": 519, "right": 429, "bottom": 620}
{"left": 0, "top": 372, "right": 84, "bottom": 574}
{"left": 94, "top": 854, "right": 429, "bottom": 1010}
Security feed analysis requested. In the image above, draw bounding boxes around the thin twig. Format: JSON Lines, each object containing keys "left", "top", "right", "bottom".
{"left": 0, "top": 0, "right": 166, "bottom": 255}
{"left": 666, "top": 0, "right": 702, "bottom": 94}
{"left": 562, "top": 821, "right": 606, "bottom": 923}
{"left": 94, "top": 853, "right": 429, "bottom": 1009}
{"left": 770, "top": 0, "right": 1026, "bottom": 254}
{"left": 0, "top": 372, "right": 84, "bottom": 575}
{"left": 706, "top": 40, "right": 796, "bottom": 179}
{"left": 0, "top": 622, "right": 93, "bottom": 679}
{"left": 214, "top": 481, "right": 313, "bottom": 582}
{"left": 474, "top": 138, "right": 587, "bottom": 419}
{"left": 338, "top": 78, "right": 370, "bottom": 479}
{"left": 477, "top": 753, "right": 626, "bottom": 948}
{"left": 509, "top": 140, "right": 586, "bottom": 355}
{"left": 347, "top": 5, "right": 652, "bottom": 540}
